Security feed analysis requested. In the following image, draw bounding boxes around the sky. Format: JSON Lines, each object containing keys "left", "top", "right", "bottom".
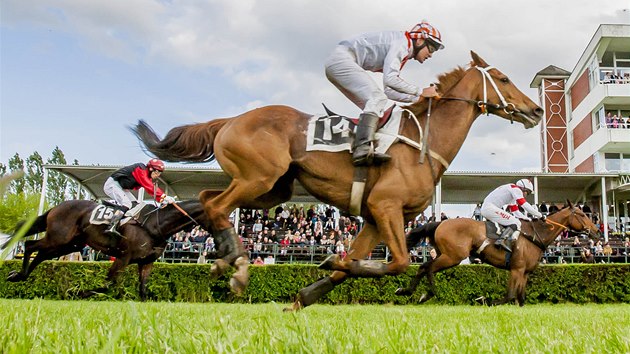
{"left": 1, "top": 1, "right": 629, "bottom": 215}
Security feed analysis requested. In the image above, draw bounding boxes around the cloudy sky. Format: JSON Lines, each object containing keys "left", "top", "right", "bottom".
{"left": 1, "top": 1, "right": 629, "bottom": 181}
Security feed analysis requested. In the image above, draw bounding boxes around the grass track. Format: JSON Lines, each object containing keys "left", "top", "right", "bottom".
{"left": 0, "top": 299, "right": 628, "bottom": 353}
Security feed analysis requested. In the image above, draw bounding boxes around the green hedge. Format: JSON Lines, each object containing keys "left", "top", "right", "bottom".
{"left": 0, "top": 261, "right": 629, "bottom": 304}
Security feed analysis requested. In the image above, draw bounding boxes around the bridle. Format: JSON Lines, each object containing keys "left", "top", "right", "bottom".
{"left": 529, "top": 207, "right": 593, "bottom": 249}
{"left": 440, "top": 66, "right": 537, "bottom": 126}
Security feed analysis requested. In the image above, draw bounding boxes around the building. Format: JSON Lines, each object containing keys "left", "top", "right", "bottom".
{"left": 531, "top": 24, "right": 630, "bottom": 236}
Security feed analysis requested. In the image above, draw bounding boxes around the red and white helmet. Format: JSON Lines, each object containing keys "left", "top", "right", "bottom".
{"left": 516, "top": 179, "right": 534, "bottom": 194}
{"left": 409, "top": 21, "right": 444, "bottom": 50}
{"left": 147, "top": 158, "right": 165, "bottom": 172}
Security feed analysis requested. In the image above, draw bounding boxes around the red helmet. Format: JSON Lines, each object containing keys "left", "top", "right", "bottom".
{"left": 147, "top": 158, "right": 165, "bottom": 172}
{"left": 409, "top": 21, "right": 444, "bottom": 50}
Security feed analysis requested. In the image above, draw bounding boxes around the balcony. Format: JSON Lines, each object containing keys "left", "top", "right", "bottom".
{"left": 573, "top": 124, "right": 630, "bottom": 167}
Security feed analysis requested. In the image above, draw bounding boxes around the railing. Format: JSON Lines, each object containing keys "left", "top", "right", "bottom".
{"left": 159, "top": 242, "right": 630, "bottom": 265}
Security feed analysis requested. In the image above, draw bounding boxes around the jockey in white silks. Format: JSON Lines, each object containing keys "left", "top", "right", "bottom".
{"left": 481, "top": 179, "right": 542, "bottom": 252}
{"left": 324, "top": 21, "right": 444, "bottom": 166}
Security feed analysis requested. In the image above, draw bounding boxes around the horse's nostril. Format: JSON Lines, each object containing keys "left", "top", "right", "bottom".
{"left": 534, "top": 107, "right": 544, "bottom": 117}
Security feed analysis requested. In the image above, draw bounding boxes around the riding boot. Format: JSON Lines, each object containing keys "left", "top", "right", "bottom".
{"left": 352, "top": 113, "right": 391, "bottom": 166}
{"left": 495, "top": 225, "right": 518, "bottom": 252}
{"left": 105, "top": 210, "right": 125, "bottom": 237}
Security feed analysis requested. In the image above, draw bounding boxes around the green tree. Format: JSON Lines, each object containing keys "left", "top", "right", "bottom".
{"left": 8, "top": 153, "right": 25, "bottom": 195}
{"left": 25, "top": 151, "right": 44, "bottom": 195}
{"left": 0, "top": 191, "right": 39, "bottom": 233}
{"left": 0, "top": 163, "right": 6, "bottom": 177}
{"left": 67, "top": 159, "right": 81, "bottom": 199}
{"left": 46, "top": 146, "right": 69, "bottom": 205}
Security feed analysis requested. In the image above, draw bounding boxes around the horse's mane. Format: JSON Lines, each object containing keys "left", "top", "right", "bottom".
{"left": 404, "top": 65, "right": 468, "bottom": 115}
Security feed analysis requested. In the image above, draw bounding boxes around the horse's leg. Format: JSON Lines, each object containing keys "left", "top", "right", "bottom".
{"left": 418, "top": 254, "right": 462, "bottom": 303}
{"left": 319, "top": 201, "right": 408, "bottom": 277}
{"left": 7, "top": 239, "right": 40, "bottom": 281}
{"left": 200, "top": 169, "right": 288, "bottom": 295}
{"left": 491, "top": 269, "right": 522, "bottom": 306}
{"left": 395, "top": 260, "right": 432, "bottom": 296}
{"left": 516, "top": 274, "right": 529, "bottom": 306}
{"left": 285, "top": 224, "right": 382, "bottom": 311}
{"left": 81, "top": 256, "right": 130, "bottom": 298}
{"left": 138, "top": 263, "right": 154, "bottom": 302}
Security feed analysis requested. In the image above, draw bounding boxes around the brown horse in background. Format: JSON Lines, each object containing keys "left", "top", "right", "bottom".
{"left": 3, "top": 200, "right": 207, "bottom": 300}
{"left": 396, "top": 202, "right": 599, "bottom": 306}
{"left": 133, "top": 51, "right": 543, "bottom": 305}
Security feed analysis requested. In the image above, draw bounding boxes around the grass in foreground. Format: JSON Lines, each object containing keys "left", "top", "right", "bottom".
{"left": 0, "top": 299, "right": 628, "bottom": 353}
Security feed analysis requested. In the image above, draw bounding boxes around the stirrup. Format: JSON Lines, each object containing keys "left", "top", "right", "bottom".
{"left": 495, "top": 238, "right": 512, "bottom": 252}
{"left": 352, "top": 143, "right": 390, "bottom": 166}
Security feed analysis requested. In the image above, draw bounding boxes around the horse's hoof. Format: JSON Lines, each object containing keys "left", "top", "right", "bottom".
{"left": 210, "top": 259, "right": 230, "bottom": 278}
{"left": 318, "top": 254, "right": 341, "bottom": 270}
{"left": 229, "top": 275, "right": 249, "bottom": 296}
{"left": 6, "top": 271, "right": 24, "bottom": 282}
{"left": 418, "top": 293, "right": 433, "bottom": 303}
{"left": 229, "top": 256, "right": 250, "bottom": 296}
{"left": 395, "top": 287, "right": 412, "bottom": 296}
{"left": 283, "top": 298, "right": 304, "bottom": 312}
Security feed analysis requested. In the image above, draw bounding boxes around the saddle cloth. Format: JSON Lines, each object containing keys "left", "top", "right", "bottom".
{"left": 89, "top": 202, "right": 132, "bottom": 226}
{"left": 306, "top": 106, "right": 404, "bottom": 153}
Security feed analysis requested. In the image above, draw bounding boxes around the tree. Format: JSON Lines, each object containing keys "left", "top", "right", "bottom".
{"left": 46, "top": 146, "right": 69, "bottom": 205}
{"left": 25, "top": 151, "right": 44, "bottom": 195}
{"left": 8, "top": 153, "right": 25, "bottom": 195}
{"left": 0, "top": 163, "right": 6, "bottom": 177}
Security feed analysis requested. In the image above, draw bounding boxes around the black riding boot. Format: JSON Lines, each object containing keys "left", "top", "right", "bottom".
{"left": 352, "top": 113, "right": 391, "bottom": 166}
{"left": 496, "top": 224, "right": 518, "bottom": 252}
{"left": 105, "top": 209, "right": 126, "bottom": 237}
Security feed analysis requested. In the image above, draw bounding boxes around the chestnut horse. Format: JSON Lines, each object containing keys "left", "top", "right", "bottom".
{"left": 396, "top": 202, "right": 599, "bottom": 306}
{"left": 3, "top": 200, "right": 207, "bottom": 300}
{"left": 132, "top": 51, "right": 543, "bottom": 304}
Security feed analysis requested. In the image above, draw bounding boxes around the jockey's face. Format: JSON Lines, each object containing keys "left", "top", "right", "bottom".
{"left": 414, "top": 39, "right": 435, "bottom": 63}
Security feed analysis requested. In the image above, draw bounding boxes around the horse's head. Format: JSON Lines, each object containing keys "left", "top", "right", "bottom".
{"left": 554, "top": 200, "right": 599, "bottom": 239}
{"left": 469, "top": 51, "right": 543, "bottom": 129}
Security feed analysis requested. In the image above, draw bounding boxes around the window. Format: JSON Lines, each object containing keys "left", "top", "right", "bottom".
{"left": 623, "top": 155, "right": 630, "bottom": 172}
{"left": 605, "top": 153, "right": 621, "bottom": 171}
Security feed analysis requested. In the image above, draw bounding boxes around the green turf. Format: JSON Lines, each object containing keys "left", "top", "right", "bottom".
{"left": 0, "top": 299, "right": 628, "bottom": 353}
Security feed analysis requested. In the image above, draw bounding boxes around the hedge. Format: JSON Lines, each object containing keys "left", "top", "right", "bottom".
{"left": 0, "top": 261, "right": 629, "bottom": 304}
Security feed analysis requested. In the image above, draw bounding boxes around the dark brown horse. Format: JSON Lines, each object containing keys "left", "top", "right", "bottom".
{"left": 3, "top": 200, "right": 207, "bottom": 300}
{"left": 132, "top": 51, "right": 543, "bottom": 305}
{"left": 396, "top": 202, "right": 599, "bottom": 306}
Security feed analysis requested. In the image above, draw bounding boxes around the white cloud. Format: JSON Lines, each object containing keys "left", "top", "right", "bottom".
{"left": 2, "top": 0, "right": 629, "bottom": 169}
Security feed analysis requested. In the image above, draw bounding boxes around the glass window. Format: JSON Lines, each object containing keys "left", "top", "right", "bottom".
{"left": 615, "top": 52, "right": 630, "bottom": 60}
{"left": 605, "top": 153, "right": 621, "bottom": 171}
{"left": 623, "top": 154, "right": 630, "bottom": 172}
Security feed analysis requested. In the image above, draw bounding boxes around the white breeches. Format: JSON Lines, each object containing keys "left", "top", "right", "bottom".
{"left": 481, "top": 203, "right": 522, "bottom": 229}
{"left": 324, "top": 45, "right": 388, "bottom": 116}
{"left": 103, "top": 177, "right": 136, "bottom": 210}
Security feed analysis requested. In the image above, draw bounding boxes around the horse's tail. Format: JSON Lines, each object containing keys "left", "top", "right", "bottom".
{"left": 406, "top": 221, "right": 442, "bottom": 249}
{"left": 132, "top": 118, "right": 230, "bottom": 163}
{"left": 1, "top": 210, "right": 50, "bottom": 249}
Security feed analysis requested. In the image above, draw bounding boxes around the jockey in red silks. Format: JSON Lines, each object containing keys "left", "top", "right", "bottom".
{"left": 103, "top": 158, "right": 175, "bottom": 236}
{"left": 324, "top": 20, "right": 444, "bottom": 166}
{"left": 481, "top": 179, "right": 543, "bottom": 252}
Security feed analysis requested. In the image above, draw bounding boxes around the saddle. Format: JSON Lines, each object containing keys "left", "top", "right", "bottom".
{"left": 321, "top": 103, "right": 395, "bottom": 129}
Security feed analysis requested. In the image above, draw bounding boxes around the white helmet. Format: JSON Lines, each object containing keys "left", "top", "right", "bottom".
{"left": 516, "top": 179, "right": 534, "bottom": 194}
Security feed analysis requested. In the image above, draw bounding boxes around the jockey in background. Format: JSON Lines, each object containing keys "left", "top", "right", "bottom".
{"left": 103, "top": 158, "right": 175, "bottom": 237}
{"left": 325, "top": 20, "right": 444, "bottom": 166}
{"left": 481, "top": 179, "right": 542, "bottom": 252}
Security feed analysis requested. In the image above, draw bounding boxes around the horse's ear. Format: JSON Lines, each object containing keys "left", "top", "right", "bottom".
{"left": 566, "top": 199, "right": 573, "bottom": 208}
{"left": 470, "top": 51, "right": 488, "bottom": 68}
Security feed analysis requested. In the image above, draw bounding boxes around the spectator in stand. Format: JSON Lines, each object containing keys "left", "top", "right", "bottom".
{"left": 253, "top": 256, "right": 264, "bottom": 265}
{"left": 440, "top": 212, "right": 448, "bottom": 221}
{"left": 539, "top": 201, "right": 549, "bottom": 216}
{"left": 429, "top": 248, "right": 437, "bottom": 260}
{"left": 594, "top": 240, "right": 604, "bottom": 256}
{"left": 252, "top": 218, "right": 263, "bottom": 234}
{"left": 472, "top": 204, "right": 482, "bottom": 221}
{"left": 603, "top": 72, "right": 613, "bottom": 84}
{"left": 580, "top": 248, "right": 595, "bottom": 263}
{"left": 612, "top": 114, "right": 619, "bottom": 128}
{"left": 603, "top": 242, "right": 613, "bottom": 257}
